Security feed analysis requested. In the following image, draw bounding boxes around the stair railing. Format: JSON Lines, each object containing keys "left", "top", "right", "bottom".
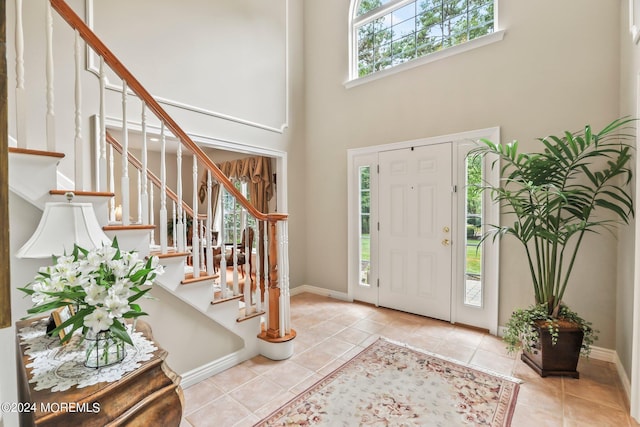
{"left": 12, "top": 0, "right": 293, "bottom": 341}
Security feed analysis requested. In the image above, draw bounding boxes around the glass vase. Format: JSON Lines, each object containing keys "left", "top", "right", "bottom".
{"left": 84, "top": 329, "right": 126, "bottom": 368}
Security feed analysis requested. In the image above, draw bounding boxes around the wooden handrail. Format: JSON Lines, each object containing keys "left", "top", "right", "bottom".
{"left": 106, "top": 132, "right": 205, "bottom": 221}
{"left": 50, "top": 0, "right": 286, "bottom": 224}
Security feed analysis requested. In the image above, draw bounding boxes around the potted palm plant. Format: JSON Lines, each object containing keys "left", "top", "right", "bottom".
{"left": 470, "top": 117, "right": 635, "bottom": 377}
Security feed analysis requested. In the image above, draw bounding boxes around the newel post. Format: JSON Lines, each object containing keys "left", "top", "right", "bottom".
{"left": 258, "top": 214, "right": 296, "bottom": 360}
{"left": 266, "top": 218, "right": 281, "bottom": 339}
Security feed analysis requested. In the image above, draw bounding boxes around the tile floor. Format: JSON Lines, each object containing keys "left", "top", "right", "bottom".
{"left": 180, "top": 292, "right": 638, "bottom": 427}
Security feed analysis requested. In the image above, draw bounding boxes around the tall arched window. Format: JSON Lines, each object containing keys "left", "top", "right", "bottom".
{"left": 351, "top": 0, "right": 495, "bottom": 79}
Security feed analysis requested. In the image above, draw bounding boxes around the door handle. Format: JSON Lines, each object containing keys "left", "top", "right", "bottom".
{"left": 442, "top": 239, "right": 450, "bottom": 246}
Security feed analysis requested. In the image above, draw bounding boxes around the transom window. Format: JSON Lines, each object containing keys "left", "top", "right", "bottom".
{"left": 352, "top": 0, "right": 495, "bottom": 78}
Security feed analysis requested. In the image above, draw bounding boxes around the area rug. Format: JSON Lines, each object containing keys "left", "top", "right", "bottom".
{"left": 255, "top": 338, "right": 520, "bottom": 426}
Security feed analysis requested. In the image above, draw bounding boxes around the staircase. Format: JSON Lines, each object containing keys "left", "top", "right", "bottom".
{"left": 7, "top": 0, "right": 295, "bottom": 387}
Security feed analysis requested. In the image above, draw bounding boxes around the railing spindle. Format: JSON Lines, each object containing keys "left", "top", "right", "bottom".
{"left": 171, "top": 201, "right": 177, "bottom": 251}
{"left": 206, "top": 171, "right": 214, "bottom": 275}
{"left": 120, "top": 82, "right": 130, "bottom": 225}
{"left": 219, "top": 188, "right": 227, "bottom": 296}
{"left": 263, "top": 221, "right": 269, "bottom": 328}
{"left": 159, "top": 123, "right": 168, "bottom": 253}
{"left": 232, "top": 193, "right": 239, "bottom": 296}
{"left": 176, "top": 143, "right": 184, "bottom": 252}
{"left": 255, "top": 220, "right": 262, "bottom": 312}
{"left": 149, "top": 184, "right": 156, "bottom": 246}
{"left": 136, "top": 169, "right": 142, "bottom": 224}
{"left": 191, "top": 155, "right": 200, "bottom": 277}
{"left": 73, "top": 30, "right": 83, "bottom": 190}
{"left": 140, "top": 104, "right": 149, "bottom": 225}
{"left": 108, "top": 143, "right": 115, "bottom": 222}
{"left": 281, "top": 221, "right": 291, "bottom": 335}
{"left": 15, "top": 0, "right": 26, "bottom": 148}
{"left": 45, "top": 0, "right": 56, "bottom": 151}
{"left": 98, "top": 57, "right": 107, "bottom": 192}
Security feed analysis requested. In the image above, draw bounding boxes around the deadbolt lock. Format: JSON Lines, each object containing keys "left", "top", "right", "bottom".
{"left": 443, "top": 226, "right": 450, "bottom": 233}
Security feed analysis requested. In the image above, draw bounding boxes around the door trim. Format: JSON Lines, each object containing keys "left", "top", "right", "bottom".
{"left": 347, "top": 127, "right": 501, "bottom": 333}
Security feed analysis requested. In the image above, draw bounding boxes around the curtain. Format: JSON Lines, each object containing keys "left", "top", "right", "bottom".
{"left": 198, "top": 156, "right": 274, "bottom": 216}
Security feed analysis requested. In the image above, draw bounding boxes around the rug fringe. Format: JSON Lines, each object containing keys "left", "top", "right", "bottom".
{"left": 378, "top": 336, "right": 524, "bottom": 384}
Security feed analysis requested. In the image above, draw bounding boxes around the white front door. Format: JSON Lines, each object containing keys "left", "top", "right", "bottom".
{"left": 378, "top": 143, "right": 453, "bottom": 321}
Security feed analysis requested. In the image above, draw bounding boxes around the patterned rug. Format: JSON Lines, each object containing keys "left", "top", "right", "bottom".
{"left": 255, "top": 338, "right": 520, "bottom": 426}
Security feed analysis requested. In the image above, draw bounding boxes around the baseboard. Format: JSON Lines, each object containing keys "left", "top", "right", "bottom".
{"left": 180, "top": 350, "right": 245, "bottom": 389}
{"left": 613, "top": 351, "right": 632, "bottom": 404}
{"left": 290, "top": 284, "right": 351, "bottom": 302}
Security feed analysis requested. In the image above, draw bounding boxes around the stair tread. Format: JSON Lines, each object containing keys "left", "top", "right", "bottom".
{"left": 149, "top": 250, "right": 191, "bottom": 259}
{"left": 50, "top": 189, "right": 115, "bottom": 198}
{"left": 181, "top": 272, "right": 219, "bottom": 285}
{"left": 9, "top": 147, "right": 65, "bottom": 158}
{"left": 237, "top": 310, "right": 265, "bottom": 323}
{"left": 103, "top": 224, "right": 156, "bottom": 231}
{"left": 211, "top": 294, "right": 243, "bottom": 305}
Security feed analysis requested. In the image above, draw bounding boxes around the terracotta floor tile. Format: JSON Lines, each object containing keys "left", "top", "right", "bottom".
{"left": 511, "top": 403, "right": 563, "bottom": 427}
{"left": 433, "top": 340, "right": 476, "bottom": 363}
{"left": 182, "top": 379, "right": 225, "bottom": 415}
{"left": 186, "top": 395, "right": 252, "bottom": 427}
{"left": 564, "top": 378, "right": 626, "bottom": 411}
{"left": 290, "top": 346, "right": 336, "bottom": 372}
{"left": 208, "top": 364, "right": 259, "bottom": 393}
{"left": 332, "top": 326, "right": 371, "bottom": 345}
{"left": 351, "top": 318, "right": 386, "bottom": 334}
{"left": 228, "top": 376, "right": 286, "bottom": 412}
{"left": 470, "top": 348, "right": 516, "bottom": 376}
{"left": 261, "top": 359, "right": 315, "bottom": 391}
{"left": 183, "top": 293, "right": 631, "bottom": 426}
{"left": 563, "top": 394, "right": 630, "bottom": 427}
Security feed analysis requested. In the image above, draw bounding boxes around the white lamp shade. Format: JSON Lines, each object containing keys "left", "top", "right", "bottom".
{"left": 16, "top": 202, "right": 112, "bottom": 258}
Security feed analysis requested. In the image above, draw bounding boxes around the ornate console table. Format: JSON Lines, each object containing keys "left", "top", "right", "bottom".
{"left": 15, "top": 318, "right": 183, "bottom": 426}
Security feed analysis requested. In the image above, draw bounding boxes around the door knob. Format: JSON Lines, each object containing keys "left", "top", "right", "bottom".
{"left": 442, "top": 239, "right": 450, "bottom": 246}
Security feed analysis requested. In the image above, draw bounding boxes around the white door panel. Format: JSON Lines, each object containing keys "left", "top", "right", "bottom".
{"left": 378, "top": 144, "right": 452, "bottom": 321}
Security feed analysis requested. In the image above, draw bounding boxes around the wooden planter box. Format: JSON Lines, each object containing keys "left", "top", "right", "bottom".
{"left": 520, "top": 320, "right": 584, "bottom": 378}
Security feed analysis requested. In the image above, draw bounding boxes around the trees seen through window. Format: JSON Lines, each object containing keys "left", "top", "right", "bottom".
{"left": 355, "top": 0, "right": 494, "bottom": 78}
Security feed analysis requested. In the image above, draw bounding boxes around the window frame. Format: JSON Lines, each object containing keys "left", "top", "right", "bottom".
{"left": 347, "top": 0, "right": 503, "bottom": 87}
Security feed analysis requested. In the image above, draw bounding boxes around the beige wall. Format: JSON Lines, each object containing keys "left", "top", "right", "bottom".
{"left": 303, "top": 0, "right": 622, "bottom": 348}
{"left": 618, "top": 1, "right": 639, "bottom": 380}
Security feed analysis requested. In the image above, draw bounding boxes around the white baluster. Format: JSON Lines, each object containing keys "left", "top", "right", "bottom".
{"left": 282, "top": 221, "right": 291, "bottom": 335}
{"left": 149, "top": 184, "right": 156, "bottom": 246}
{"left": 191, "top": 155, "right": 200, "bottom": 278}
{"left": 45, "top": 1, "right": 56, "bottom": 152}
{"left": 242, "top": 210, "right": 251, "bottom": 312}
{"left": 255, "top": 221, "right": 262, "bottom": 312}
{"left": 74, "top": 30, "right": 83, "bottom": 190}
{"left": 200, "top": 220, "right": 206, "bottom": 273}
{"left": 176, "top": 144, "right": 184, "bottom": 252}
{"left": 140, "top": 105, "right": 149, "bottom": 225}
{"left": 15, "top": 0, "right": 27, "bottom": 148}
{"left": 109, "top": 144, "right": 115, "bottom": 222}
{"left": 136, "top": 169, "right": 142, "bottom": 224}
{"left": 232, "top": 194, "right": 239, "bottom": 296}
{"left": 172, "top": 201, "right": 177, "bottom": 251}
{"left": 278, "top": 222, "right": 285, "bottom": 337}
{"left": 206, "top": 171, "right": 214, "bottom": 275}
{"left": 159, "top": 124, "right": 168, "bottom": 253}
{"left": 121, "top": 82, "right": 130, "bottom": 226}
{"left": 263, "top": 222, "right": 269, "bottom": 329}
{"left": 219, "top": 189, "right": 227, "bottom": 296}
{"left": 98, "top": 57, "right": 107, "bottom": 192}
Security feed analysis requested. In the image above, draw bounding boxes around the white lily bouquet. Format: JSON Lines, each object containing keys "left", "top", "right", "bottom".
{"left": 20, "top": 238, "right": 164, "bottom": 347}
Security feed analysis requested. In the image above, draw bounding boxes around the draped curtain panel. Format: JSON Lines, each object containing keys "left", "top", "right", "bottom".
{"left": 199, "top": 156, "right": 274, "bottom": 216}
